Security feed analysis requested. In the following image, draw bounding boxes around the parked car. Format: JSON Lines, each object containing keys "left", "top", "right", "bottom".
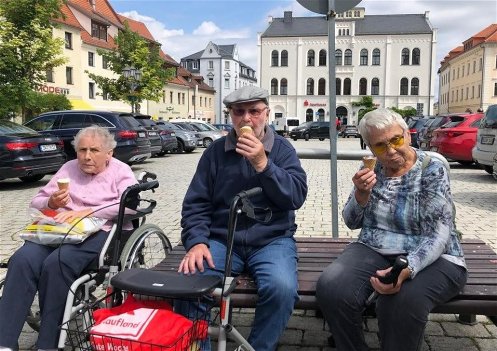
{"left": 429, "top": 112, "right": 483, "bottom": 165}
{"left": 472, "top": 104, "right": 497, "bottom": 174}
{"left": 132, "top": 114, "right": 163, "bottom": 157}
{"left": 418, "top": 115, "right": 452, "bottom": 150}
{"left": 0, "top": 120, "right": 66, "bottom": 182}
{"left": 342, "top": 125, "right": 360, "bottom": 138}
{"left": 289, "top": 121, "right": 330, "bottom": 141}
{"left": 408, "top": 117, "right": 431, "bottom": 148}
{"left": 171, "top": 120, "right": 223, "bottom": 148}
{"left": 153, "top": 123, "right": 178, "bottom": 155}
{"left": 24, "top": 110, "right": 151, "bottom": 164}
{"left": 213, "top": 123, "right": 233, "bottom": 136}
{"left": 156, "top": 121, "right": 197, "bottom": 153}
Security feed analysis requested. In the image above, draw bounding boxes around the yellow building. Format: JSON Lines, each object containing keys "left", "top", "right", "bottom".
{"left": 438, "top": 24, "right": 497, "bottom": 113}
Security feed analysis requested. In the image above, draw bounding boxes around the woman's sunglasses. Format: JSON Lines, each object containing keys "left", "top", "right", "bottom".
{"left": 369, "top": 134, "right": 405, "bottom": 155}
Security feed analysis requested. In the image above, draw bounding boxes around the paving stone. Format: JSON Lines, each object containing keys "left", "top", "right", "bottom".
{"left": 441, "top": 322, "right": 492, "bottom": 338}
{"left": 475, "top": 337, "right": 497, "bottom": 351}
{"left": 425, "top": 335, "right": 479, "bottom": 351}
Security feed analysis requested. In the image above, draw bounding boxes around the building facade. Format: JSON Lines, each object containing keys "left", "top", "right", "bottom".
{"left": 180, "top": 42, "right": 257, "bottom": 124}
{"left": 438, "top": 24, "right": 497, "bottom": 114}
{"left": 259, "top": 9, "right": 437, "bottom": 126}
{"left": 43, "top": 0, "right": 214, "bottom": 120}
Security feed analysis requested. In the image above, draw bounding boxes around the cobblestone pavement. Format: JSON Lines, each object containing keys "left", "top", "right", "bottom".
{"left": 1, "top": 138, "right": 496, "bottom": 350}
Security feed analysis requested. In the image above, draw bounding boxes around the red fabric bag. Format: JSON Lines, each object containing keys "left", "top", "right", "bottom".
{"left": 91, "top": 295, "right": 208, "bottom": 351}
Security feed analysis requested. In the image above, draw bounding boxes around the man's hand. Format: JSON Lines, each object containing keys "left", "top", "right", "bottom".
{"left": 48, "top": 188, "right": 71, "bottom": 209}
{"left": 236, "top": 134, "right": 268, "bottom": 172}
{"left": 370, "top": 266, "right": 410, "bottom": 295}
{"left": 178, "top": 243, "right": 215, "bottom": 274}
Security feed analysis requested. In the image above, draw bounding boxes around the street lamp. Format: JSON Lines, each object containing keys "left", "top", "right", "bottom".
{"left": 122, "top": 66, "right": 142, "bottom": 113}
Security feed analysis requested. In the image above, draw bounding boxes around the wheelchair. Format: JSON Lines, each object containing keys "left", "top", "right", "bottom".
{"left": 0, "top": 171, "right": 172, "bottom": 350}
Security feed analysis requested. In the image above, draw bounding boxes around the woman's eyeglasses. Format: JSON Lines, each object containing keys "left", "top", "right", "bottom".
{"left": 231, "top": 106, "right": 268, "bottom": 117}
{"left": 369, "top": 134, "right": 405, "bottom": 155}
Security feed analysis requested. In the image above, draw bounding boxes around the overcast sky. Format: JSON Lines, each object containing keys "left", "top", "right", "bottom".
{"left": 111, "top": 0, "right": 496, "bottom": 93}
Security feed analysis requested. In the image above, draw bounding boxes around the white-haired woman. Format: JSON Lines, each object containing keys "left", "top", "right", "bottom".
{"left": 316, "top": 108, "right": 467, "bottom": 351}
{"left": 0, "top": 126, "right": 137, "bottom": 351}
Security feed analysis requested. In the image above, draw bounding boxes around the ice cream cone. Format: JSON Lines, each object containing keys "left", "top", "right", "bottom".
{"left": 362, "top": 156, "right": 377, "bottom": 170}
{"left": 57, "top": 178, "right": 70, "bottom": 190}
{"left": 239, "top": 126, "right": 253, "bottom": 136}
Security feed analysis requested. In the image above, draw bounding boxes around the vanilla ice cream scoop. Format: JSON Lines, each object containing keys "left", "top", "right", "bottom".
{"left": 57, "top": 178, "right": 70, "bottom": 190}
{"left": 239, "top": 126, "right": 253, "bottom": 136}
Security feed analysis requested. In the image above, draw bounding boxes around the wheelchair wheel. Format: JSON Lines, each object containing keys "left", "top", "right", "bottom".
{"left": 119, "top": 223, "right": 172, "bottom": 270}
{"left": 1, "top": 272, "right": 41, "bottom": 332}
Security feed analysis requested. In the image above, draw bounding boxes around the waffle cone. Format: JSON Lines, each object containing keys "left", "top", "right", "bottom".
{"left": 240, "top": 126, "right": 253, "bottom": 136}
{"left": 362, "top": 156, "right": 377, "bottom": 170}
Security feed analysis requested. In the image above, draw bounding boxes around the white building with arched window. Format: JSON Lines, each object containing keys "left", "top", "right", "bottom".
{"left": 258, "top": 8, "right": 436, "bottom": 126}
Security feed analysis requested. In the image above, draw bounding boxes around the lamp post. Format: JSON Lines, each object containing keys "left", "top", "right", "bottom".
{"left": 122, "top": 66, "right": 142, "bottom": 113}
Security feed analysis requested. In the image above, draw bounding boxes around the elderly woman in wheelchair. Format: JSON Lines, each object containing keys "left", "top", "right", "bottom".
{"left": 0, "top": 126, "right": 138, "bottom": 351}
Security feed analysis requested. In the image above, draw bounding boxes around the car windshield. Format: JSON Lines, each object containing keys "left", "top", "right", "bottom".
{"left": 442, "top": 116, "right": 465, "bottom": 128}
{"left": 119, "top": 115, "right": 142, "bottom": 128}
{"left": 0, "top": 120, "right": 38, "bottom": 135}
{"left": 298, "top": 122, "right": 312, "bottom": 127}
{"left": 482, "top": 105, "right": 497, "bottom": 127}
{"left": 190, "top": 122, "right": 216, "bottom": 131}
{"left": 287, "top": 119, "right": 300, "bottom": 127}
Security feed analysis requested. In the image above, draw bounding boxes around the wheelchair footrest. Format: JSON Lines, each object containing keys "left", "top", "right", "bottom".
{"left": 111, "top": 269, "right": 222, "bottom": 298}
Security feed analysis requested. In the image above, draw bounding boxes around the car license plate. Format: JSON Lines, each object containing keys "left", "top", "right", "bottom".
{"left": 149, "top": 131, "right": 157, "bottom": 136}
{"left": 481, "top": 136, "right": 494, "bottom": 145}
{"left": 138, "top": 132, "right": 146, "bottom": 138}
{"left": 40, "top": 144, "right": 56, "bottom": 152}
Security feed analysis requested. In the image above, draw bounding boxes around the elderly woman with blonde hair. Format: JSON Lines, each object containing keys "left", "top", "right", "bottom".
{"left": 316, "top": 108, "right": 467, "bottom": 351}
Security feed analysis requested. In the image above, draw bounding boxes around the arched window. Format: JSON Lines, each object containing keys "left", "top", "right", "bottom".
{"left": 360, "top": 49, "right": 368, "bottom": 66}
{"left": 335, "top": 49, "right": 343, "bottom": 66}
{"left": 336, "top": 78, "right": 341, "bottom": 95}
{"left": 271, "top": 78, "right": 278, "bottom": 95}
{"left": 319, "top": 49, "right": 327, "bottom": 66}
{"left": 317, "top": 109, "right": 325, "bottom": 121}
{"left": 372, "top": 49, "right": 380, "bottom": 65}
{"left": 344, "top": 49, "right": 352, "bottom": 65}
{"left": 401, "top": 48, "right": 410, "bottom": 65}
{"left": 280, "top": 78, "right": 288, "bottom": 95}
{"left": 371, "top": 78, "right": 379, "bottom": 95}
{"left": 359, "top": 78, "right": 367, "bottom": 95}
{"left": 306, "top": 108, "right": 314, "bottom": 122}
{"left": 400, "top": 78, "right": 408, "bottom": 95}
{"left": 281, "top": 50, "right": 288, "bottom": 66}
{"left": 307, "top": 50, "right": 315, "bottom": 66}
{"left": 412, "top": 48, "right": 420, "bottom": 65}
{"left": 318, "top": 78, "right": 326, "bottom": 95}
{"left": 271, "top": 50, "right": 279, "bottom": 67}
{"left": 344, "top": 78, "right": 351, "bottom": 95}
{"left": 411, "top": 78, "right": 419, "bottom": 95}
{"left": 306, "top": 78, "right": 314, "bottom": 95}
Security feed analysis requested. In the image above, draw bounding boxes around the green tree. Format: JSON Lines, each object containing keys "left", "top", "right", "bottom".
{"left": 352, "top": 96, "right": 376, "bottom": 122}
{"left": 87, "top": 23, "right": 174, "bottom": 112}
{"left": 24, "top": 91, "right": 72, "bottom": 121}
{"left": 391, "top": 106, "right": 417, "bottom": 119}
{"left": 0, "top": 0, "right": 67, "bottom": 121}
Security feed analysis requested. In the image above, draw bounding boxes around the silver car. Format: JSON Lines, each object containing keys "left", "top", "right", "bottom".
{"left": 172, "top": 121, "right": 224, "bottom": 148}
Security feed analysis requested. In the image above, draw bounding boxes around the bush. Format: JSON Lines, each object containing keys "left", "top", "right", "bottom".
{"left": 24, "top": 91, "right": 72, "bottom": 120}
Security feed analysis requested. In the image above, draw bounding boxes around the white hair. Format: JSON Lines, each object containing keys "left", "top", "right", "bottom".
{"left": 358, "top": 108, "right": 408, "bottom": 145}
{"left": 74, "top": 125, "right": 117, "bottom": 151}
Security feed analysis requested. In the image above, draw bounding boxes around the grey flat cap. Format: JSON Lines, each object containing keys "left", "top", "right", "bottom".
{"left": 223, "top": 86, "right": 269, "bottom": 107}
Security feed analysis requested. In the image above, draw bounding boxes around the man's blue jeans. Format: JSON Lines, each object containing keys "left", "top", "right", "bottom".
{"left": 177, "top": 237, "right": 299, "bottom": 351}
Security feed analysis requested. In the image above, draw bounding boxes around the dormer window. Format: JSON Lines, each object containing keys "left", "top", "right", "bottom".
{"left": 91, "top": 20, "right": 107, "bottom": 40}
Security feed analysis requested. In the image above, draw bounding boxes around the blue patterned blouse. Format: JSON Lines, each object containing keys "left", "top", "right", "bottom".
{"left": 343, "top": 150, "right": 466, "bottom": 278}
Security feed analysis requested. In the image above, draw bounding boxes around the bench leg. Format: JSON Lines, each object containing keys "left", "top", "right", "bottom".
{"left": 457, "top": 314, "right": 477, "bottom": 325}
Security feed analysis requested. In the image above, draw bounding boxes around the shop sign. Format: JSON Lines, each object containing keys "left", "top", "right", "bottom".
{"left": 36, "top": 85, "right": 70, "bottom": 95}
{"left": 304, "top": 100, "right": 326, "bottom": 107}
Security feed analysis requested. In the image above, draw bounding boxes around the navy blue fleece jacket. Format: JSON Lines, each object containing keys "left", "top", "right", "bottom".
{"left": 181, "top": 128, "right": 308, "bottom": 251}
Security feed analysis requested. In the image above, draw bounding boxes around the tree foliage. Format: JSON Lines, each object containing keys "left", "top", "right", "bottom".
{"left": 352, "top": 96, "right": 376, "bottom": 122}
{"left": 391, "top": 106, "right": 417, "bottom": 119}
{"left": 87, "top": 23, "right": 174, "bottom": 111}
{"left": 0, "top": 0, "right": 67, "bottom": 119}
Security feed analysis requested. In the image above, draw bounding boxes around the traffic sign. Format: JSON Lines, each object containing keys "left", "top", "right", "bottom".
{"left": 297, "top": 0, "right": 362, "bottom": 15}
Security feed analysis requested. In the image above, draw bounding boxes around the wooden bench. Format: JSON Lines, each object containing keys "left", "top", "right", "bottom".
{"left": 154, "top": 237, "right": 497, "bottom": 325}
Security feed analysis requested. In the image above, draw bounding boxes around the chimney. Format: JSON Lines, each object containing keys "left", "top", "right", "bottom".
{"left": 90, "top": 0, "right": 96, "bottom": 10}
{"left": 424, "top": 11, "right": 430, "bottom": 19}
{"left": 283, "top": 11, "right": 292, "bottom": 23}
{"left": 268, "top": 15, "right": 273, "bottom": 24}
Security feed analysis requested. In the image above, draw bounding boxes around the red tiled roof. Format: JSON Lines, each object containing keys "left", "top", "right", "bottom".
{"left": 81, "top": 31, "right": 116, "bottom": 50}
{"left": 53, "top": 4, "right": 83, "bottom": 30}
{"left": 68, "top": 0, "right": 122, "bottom": 27}
{"left": 118, "top": 15, "right": 156, "bottom": 42}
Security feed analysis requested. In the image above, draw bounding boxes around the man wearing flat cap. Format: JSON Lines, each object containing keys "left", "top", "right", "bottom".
{"left": 178, "top": 85, "right": 308, "bottom": 350}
